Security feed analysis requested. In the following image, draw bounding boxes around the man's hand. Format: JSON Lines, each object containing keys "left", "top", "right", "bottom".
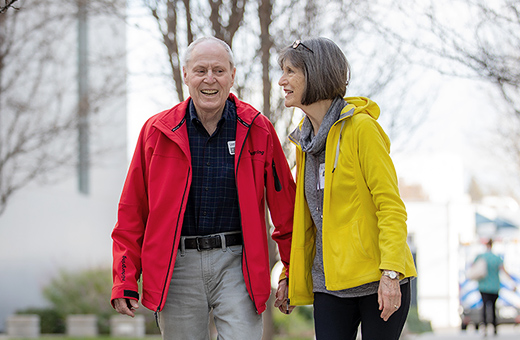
{"left": 378, "top": 275, "right": 401, "bottom": 321}
{"left": 274, "top": 278, "right": 295, "bottom": 314}
{"left": 114, "top": 298, "right": 139, "bottom": 317}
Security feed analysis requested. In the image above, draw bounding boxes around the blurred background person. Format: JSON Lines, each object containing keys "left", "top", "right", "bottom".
{"left": 474, "top": 238, "right": 517, "bottom": 336}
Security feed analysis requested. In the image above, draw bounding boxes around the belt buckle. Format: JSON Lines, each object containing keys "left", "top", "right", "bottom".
{"left": 196, "top": 237, "right": 203, "bottom": 251}
{"left": 195, "top": 235, "right": 214, "bottom": 251}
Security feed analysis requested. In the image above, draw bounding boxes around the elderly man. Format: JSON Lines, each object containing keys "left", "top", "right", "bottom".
{"left": 110, "top": 36, "right": 295, "bottom": 339}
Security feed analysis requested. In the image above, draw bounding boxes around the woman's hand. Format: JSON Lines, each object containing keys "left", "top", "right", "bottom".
{"left": 274, "top": 278, "right": 295, "bottom": 314}
{"left": 378, "top": 275, "right": 401, "bottom": 321}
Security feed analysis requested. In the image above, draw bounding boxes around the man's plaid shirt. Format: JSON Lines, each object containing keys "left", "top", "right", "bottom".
{"left": 181, "top": 99, "right": 241, "bottom": 236}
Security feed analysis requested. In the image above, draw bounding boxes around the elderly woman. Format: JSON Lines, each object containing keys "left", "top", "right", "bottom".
{"left": 274, "top": 37, "right": 417, "bottom": 339}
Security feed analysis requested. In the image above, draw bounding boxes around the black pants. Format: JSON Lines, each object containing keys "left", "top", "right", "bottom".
{"left": 313, "top": 281, "right": 411, "bottom": 340}
{"left": 480, "top": 292, "right": 499, "bottom": 331}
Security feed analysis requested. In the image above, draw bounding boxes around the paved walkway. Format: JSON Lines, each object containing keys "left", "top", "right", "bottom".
{"left": 406, "top": 325, "right": 520, "bottom": 339}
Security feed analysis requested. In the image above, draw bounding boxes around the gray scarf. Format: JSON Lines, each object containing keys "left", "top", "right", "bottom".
{"left": 300, "top": 96, "right": 346, "bottom": 154}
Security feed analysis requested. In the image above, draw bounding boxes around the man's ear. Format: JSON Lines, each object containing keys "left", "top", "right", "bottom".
{"left": 231, "top": 67, "right": 236, "bottom": 86}
{"left": 183, "top": 66, "right": 188, "bottom": 85}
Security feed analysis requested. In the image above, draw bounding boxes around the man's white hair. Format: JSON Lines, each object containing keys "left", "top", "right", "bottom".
{"left": 183, "top": 36, "right": 235, "bottom": 69}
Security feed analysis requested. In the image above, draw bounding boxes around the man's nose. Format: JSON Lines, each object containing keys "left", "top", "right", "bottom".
{"left": 204, "top": 71, "right": 216, "bottom": 82}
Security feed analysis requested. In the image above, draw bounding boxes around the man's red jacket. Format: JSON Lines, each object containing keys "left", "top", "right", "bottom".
{"left": 111, "top": 94, "right": 295, "bottom": 314}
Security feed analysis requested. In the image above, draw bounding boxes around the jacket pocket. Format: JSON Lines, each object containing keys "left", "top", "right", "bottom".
{"left": 325, "top": 218, "right": 374, "bottom": 274}
{"left": 227, "top": 244, "right": 244, "bottom": 257}
{"left": 272, "top": 160, "right": 282, "bottom": 192}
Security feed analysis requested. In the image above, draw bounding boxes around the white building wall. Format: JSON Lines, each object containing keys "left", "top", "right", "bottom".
{"left": 406, "top": 201, "right": 475, "bottom": 328}
{"left": 396, "top": 152, "right": 476, "bottom": 328}
{"left": 0, "top": 1, "right": 127, "bottom": 331}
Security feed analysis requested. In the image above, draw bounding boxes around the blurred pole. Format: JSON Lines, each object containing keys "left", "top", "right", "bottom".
{"left": 0, "top": 13, "right": 4, "bottom": 172}
{"left": 77, "top": 0, "right": 89, "bottom": 194}
{"left": 411, "top": 246, "right": 418, "bottom": 307}
{"left": 409, "top": 235, "right": 418, "bottom": 307}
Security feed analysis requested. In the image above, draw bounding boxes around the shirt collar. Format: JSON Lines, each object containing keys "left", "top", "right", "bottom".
{"left": 188, "top": 99, "right": 232, "bottom": 125}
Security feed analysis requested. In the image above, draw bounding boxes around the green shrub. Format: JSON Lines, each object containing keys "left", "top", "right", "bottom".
{"left": 273, "top": 306, "right": 314, "bottom": 337}
{"left": 42, "top": 267, "right": 114, "bottom": 334}
{"left": 405, "top": 306, "right": 432, "bottom": 334}
{"left": 39, "top": 266, "right": 160, "bottom": 334}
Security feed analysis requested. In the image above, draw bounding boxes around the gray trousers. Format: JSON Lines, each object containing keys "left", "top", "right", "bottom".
{"left": 159, "top": 243, "right": 263, "bottom": 340}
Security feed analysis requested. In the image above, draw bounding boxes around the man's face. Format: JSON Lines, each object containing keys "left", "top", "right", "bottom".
{"left": 183, "top": 41, "right": 236, "bottom": 117}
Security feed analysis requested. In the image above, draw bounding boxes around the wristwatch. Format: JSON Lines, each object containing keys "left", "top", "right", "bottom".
{"left": 382, "top": 270, "right": 399, "bottom": 280}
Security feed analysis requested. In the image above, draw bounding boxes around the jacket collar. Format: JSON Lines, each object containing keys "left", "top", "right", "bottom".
{"left": 154, "top": 93, "right": 259, "bottom": 134}
{"left": 288, "top": 103, "right": 355, "bottom": 147}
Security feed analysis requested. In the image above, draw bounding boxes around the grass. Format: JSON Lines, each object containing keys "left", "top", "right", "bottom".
{"left": 6, "top": 338, "right": 161, "bottom": 340}
{"left": 8, "top": 337, "right": 313, "bottom": 340}
{"left": 9, "top": 338, "right": 156, "bottom": 340}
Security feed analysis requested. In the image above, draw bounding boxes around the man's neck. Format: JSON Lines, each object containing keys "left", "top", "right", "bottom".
{"left": 198, "top": 111, "right": 222, "bottom": 135}
{"left": 193, "top": 102, "right": 227, "bottom": 136}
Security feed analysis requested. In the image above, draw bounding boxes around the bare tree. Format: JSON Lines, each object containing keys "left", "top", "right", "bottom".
{"left": 144, "top": 0, "right": 185, "bottom": 101}
{"left": 363, "top": 0, "right": 520, "bottom": 169}
{"left": 259, "top": 0, "right": 273, "bottom": 120}
{"left": 0, "top": 0, "right": 126, "bottom": 215}
{"left": 257, "top": 1, "right": 279, "bottom": 338}
{"left": 0, "top": 0, "right": 19, "bottom": 13}
{"left": 143, "top": 0, "right": 248, "bottom": 102}
{"left": 209, "top": 0, "right": 247, "bottom": 46}
{"left": 265, "top": 0, "right": 433, "bottom": 156}
{"left": 387, "top": 0, "right": 519, "bottom": 114}
{"left": 422, "top": 0, "right": 520, "bottom": 166}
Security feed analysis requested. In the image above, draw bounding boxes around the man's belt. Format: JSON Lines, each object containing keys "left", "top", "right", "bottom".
{"left": 183, "top": 232, "right": 243, "bottom": 251}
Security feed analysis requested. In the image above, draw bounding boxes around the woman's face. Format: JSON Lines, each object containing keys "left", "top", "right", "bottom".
{"left": 278, "top": 59, "right": 305, "bottom": 109}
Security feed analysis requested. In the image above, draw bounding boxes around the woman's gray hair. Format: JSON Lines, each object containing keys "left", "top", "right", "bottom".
{"left": 278, "top": 37, "right": 351, "bottom": 106}
{"left": 183, "top": 36, "right": 235, "bottom": 69}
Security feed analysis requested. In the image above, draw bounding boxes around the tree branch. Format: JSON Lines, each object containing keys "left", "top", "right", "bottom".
{"left": 0, "top": 0, "right": 19, "bottom": 14}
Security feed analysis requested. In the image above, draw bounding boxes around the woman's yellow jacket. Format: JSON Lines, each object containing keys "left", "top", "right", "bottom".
{"left": 287, "top": 97, "right": 417, "bottom": 306}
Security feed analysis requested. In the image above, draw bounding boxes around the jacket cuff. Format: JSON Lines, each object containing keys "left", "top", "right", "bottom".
{"left": 279, "top": 267, "right": 288, "bottom": 282}
{"left": 124, "top": 290, "right": 139, "bottom": 300}
{"left": 110, "top": 289, "right": 140, "bottom": 308}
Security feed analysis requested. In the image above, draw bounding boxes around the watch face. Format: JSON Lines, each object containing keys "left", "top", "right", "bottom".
{"left": 385, "top": 271, "right": 398, "bottom": 279}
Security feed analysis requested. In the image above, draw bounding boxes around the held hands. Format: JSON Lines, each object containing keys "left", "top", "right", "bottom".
{"left": 114, "top": 298, "right": 139, "bottom": 317}
{"left": 378, "top": 275, "right": 401, "bottom": 321}
{"left": 274, "top": 278, "right": 295, "bottom": 314}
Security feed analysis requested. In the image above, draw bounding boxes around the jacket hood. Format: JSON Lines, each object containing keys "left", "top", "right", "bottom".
{"left": 346, "top": 96, "right": 380, "bottom": 120}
